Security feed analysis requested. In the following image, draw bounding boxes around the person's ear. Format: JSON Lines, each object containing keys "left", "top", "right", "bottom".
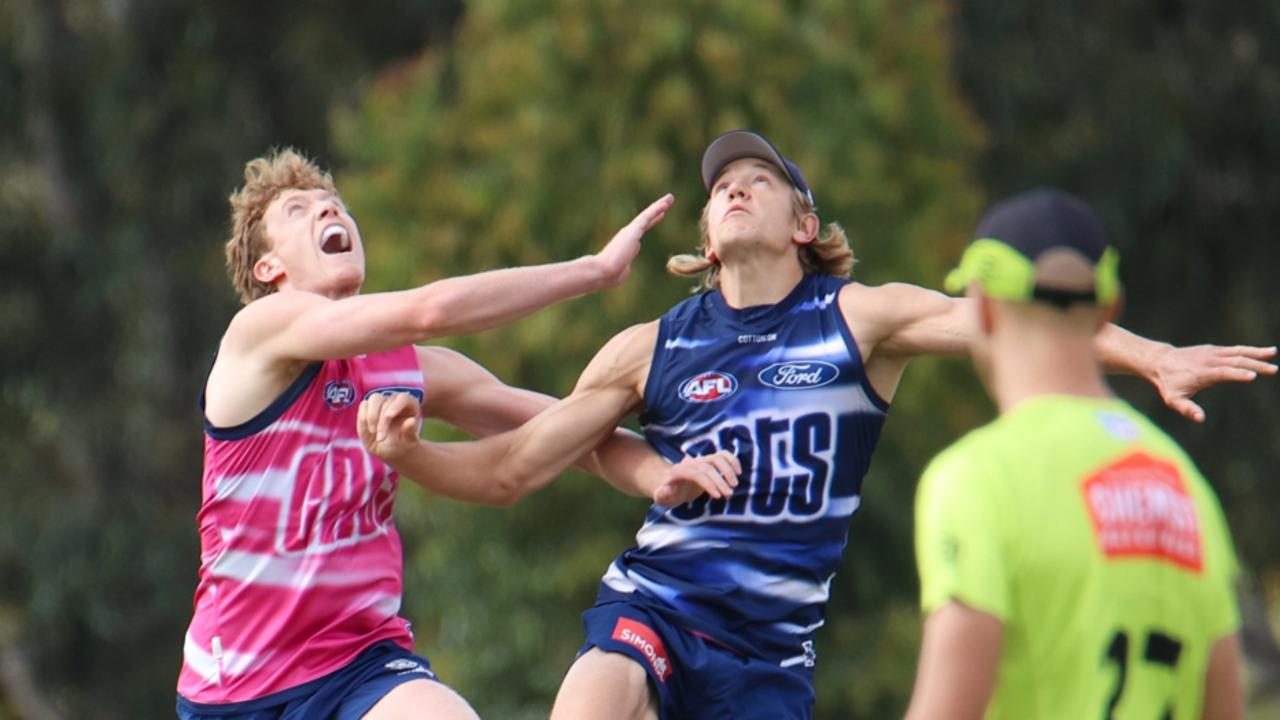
{"left": 704, "top": 245, "right": 719, "bottom": 263}
{"left": 1099, "top": 291, "right": 1124, "bottom": 329}
{"left": 977, "top": 292, "right": 996, "bottom": 336}
{"left": 793, "top": 214, "right": 819, "bottom": 246}
{"left": 253, "top": 254, "right": 284, "bottom": 285}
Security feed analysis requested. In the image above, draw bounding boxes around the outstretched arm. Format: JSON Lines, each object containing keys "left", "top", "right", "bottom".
{"left": 232, "top": 194, "right": 675, "bottom": 363}
{"left": 844, "top": 282, "right": 1277, "bottom": 420}
{"left": 359, "top": 387, "right": 627, "bottom": 506}
{"left": 414, "top": 343, "right": 739, "bottom": 504}
{"left": 1093, "top": 327, "right": 1276, "bottom": 423}
{"left": 359, "top": 387, "right": 737, "bottom": 507}
{"left": 366, "top": 323, "right": 739, "bottom": 506}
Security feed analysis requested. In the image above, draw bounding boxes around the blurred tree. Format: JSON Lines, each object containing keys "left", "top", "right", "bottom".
{"left": 0, "top": 0, "right": 460, "bottom": 716}
{"left": 953, "top": 1, "right": 1280, "bottom": 709}
{"left": 334, "top": 0, "right": 984, "bottom": 716}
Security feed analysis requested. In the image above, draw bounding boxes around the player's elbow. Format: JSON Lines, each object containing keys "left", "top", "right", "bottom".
{"left": 406, "top": 298, "right": 453, "bottom": 342}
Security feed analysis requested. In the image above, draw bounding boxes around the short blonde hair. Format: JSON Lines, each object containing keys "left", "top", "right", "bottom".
{"left": 667, "top": 190, "right": 855, "bottom": 290}
{"left": 225, "top": 148, "right": 337, "bottom": 304}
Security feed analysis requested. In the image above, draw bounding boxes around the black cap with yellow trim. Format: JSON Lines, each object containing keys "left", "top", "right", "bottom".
{"left": 944, "top": 188, "right": 1120, "bottom": 307}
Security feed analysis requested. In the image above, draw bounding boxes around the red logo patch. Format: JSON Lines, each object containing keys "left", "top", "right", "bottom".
{"left": 611, "top": 618, "right": 673, "bottom": 682}
{"left": 1082, "top": 452, "right": 1202, "bottom": 572}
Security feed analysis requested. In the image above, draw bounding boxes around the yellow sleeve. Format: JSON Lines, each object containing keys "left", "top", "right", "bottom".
{"left": 915, "top": 446, "right": 1011, "bottom": 621}
{"left": 1197, "top": 481, "right": 1241, "bottom": 640}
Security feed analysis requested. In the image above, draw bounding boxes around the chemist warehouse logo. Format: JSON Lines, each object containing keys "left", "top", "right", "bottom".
{"left": 678, "top": 372, "right": 738, "bottom": 403}
{"left": 611, "top": 618, "right": 673, "bottom": 682}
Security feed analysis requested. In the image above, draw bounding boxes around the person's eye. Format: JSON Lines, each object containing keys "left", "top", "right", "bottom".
{"left": 287, "top": 203, "right": 303, "bottom": 216}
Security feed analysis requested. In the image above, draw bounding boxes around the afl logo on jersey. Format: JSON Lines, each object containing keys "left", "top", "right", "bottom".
{"left": 324, "top": 380, "right": 357, "bottom": 411}
{"left": 678, "top": 372, "right": 739, "bottom": 403}
{"left": 758, "top": 361, "right": 840, "bottom": 390}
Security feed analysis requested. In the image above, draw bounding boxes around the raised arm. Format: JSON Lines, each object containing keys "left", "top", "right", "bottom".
{"left": 230, "top": 194, "right": 675, "bottom": 364}
{"left": 1093, "top": 328, "right": 1276, "bottom": 423}
{"left": 358, "top": 385, "right": 631, "bottom": 506}
{"left": 841, "top": 282, "right": 1277, "bottom": 419}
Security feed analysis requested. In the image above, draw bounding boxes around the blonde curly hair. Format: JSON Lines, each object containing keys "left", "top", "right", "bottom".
{"left": 225, "top": 148, "right": 337, "bottom": 304}
{"left": 666, "top": 189, "right": 855, "bottom": 291}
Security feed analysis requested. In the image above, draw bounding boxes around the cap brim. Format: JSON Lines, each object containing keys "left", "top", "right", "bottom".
{"left": 701, "top": 131, "right": 790, "bottom": 192}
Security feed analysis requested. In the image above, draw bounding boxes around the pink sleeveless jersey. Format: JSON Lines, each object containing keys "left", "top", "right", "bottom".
{"left": 178, "top": 346, "right": 423, "bottom": 703}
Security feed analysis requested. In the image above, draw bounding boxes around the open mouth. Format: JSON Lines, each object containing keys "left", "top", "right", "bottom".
{"left": 320, "top": 224, "right": 352, "bottom": 254}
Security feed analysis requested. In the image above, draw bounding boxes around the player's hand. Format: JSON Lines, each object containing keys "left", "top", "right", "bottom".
{"left": 357, "top": 391, "right": 424, "bottom": 462}
{"left": 1152, "top": 344, "right": 1277, "bottom": 422}
{"left": 594, "top": 193, "right": 675, "bottom": 288}
{"left": 652, "top": 449, "right": 742, "bottom": 507}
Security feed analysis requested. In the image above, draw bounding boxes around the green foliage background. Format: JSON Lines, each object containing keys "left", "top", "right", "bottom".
{"left": 1, "top": 0, "right": 1277, "bottom": 718}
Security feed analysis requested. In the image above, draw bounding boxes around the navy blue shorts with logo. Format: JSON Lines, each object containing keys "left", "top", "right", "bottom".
{"left": 176, "top": 641, "right": 440, "bottom": 720}
{"left": 579, "top": 601, "right": 816, "bottom": 720}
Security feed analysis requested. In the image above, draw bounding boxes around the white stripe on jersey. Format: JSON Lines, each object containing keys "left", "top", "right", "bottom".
{"left": 728, "top": 566, "right": 834, "bottom": 604}
{"left": 635, "top": 522, "right": 731, "bottom": 552}
{"left": 772, "top": 619, "right": 826, "bottom": 635}
{"left": 663, "top": 336, "right": 718, "bottom": 350}
{"left": 602, "top": 562, "right": 637, "bottom": 593}
{"left": 209, "top": 549, "right": 399, "bottom": 587}
{"left": 364, "top": 368, "right": 424, "bottom": 384}
{"left": 827, "top": 495, "right": 861, "bottom": 518}
{"left": 793, "top": 291, "right": 839, "bottom": 312}
{"left": 183, "top": 632, "right": 222, "bottom": 685}
{"left": 214, "top": 466, "right": 296, "bottom": 503}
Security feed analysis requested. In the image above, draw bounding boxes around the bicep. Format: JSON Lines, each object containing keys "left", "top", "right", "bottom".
{"left": 859, "top": 283, "right": 975, "bottom": 360}
{"left": 570, "top": 322, "right": 654, "bottom": 403}
{"left": 416, "top": 345, "right": 558, "bottom": 437}
{"left": 234, "top": 290, "right": 431, "bottom": 363}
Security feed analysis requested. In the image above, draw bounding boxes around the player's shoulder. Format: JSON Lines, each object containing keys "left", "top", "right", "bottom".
{"left": 225, "top": 290, "right": 325, "bottom": 343}
{"left": 838, "top": 280, "right": 950, "bottom": 327}
{"left": 608, "top": 319, "right": 660, "bottom": 348}
{"left": 585, "top": 320, "right": 661, "bottom": 372}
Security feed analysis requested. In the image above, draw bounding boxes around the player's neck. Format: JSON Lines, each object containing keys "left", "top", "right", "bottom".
{"left": 717, "top": 257, "right": 805, "bottom": 309}
{"left": 988, "top": 335, "right": 1113, "bottom": 414}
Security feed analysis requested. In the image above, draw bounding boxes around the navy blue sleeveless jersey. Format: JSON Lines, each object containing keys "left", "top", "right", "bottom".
{"left": 595, "top": 273, "right": 889, "bottom": 667}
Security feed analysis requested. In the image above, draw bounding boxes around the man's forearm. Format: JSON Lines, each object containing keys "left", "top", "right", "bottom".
{"left": 1095, "top": 323, "right": 1170, "bottom": 381}
{"left": 581, "top": 430, "right": 670, "bottom": 498}
{"left": 408, "top": 255, "right": 608, "bottom": 340}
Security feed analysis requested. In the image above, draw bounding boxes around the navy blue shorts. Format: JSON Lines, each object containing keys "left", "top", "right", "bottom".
{"left": 579, "top": 602, "right": 815, "bottom": 720}
{"left": 176, "top": 641, "right": 441, "bottom": 720}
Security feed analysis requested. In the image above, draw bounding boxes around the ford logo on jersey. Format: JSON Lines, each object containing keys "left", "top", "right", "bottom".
{"left": 678, "top": 372, "right": 738, "bottom": 403}
{"left": 363, "top": 386, "right": 425, "bottom": 403}
{"left": 758, "top": 361, "right": 840, "bottom": 390}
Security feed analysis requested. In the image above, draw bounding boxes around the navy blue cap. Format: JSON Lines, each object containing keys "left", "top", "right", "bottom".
{"left": 945, "top": 188, "right": 1120, "bottom": 306}
{"left": 701, "top": 130, "right": 815, "bottom": 206}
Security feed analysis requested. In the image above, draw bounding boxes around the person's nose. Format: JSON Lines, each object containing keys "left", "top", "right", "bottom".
{"left": 727, "top": 179, "right": 750, "bottom": 200}
{"left": 318, "top": 199, "right": 342, "bottom": 219}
